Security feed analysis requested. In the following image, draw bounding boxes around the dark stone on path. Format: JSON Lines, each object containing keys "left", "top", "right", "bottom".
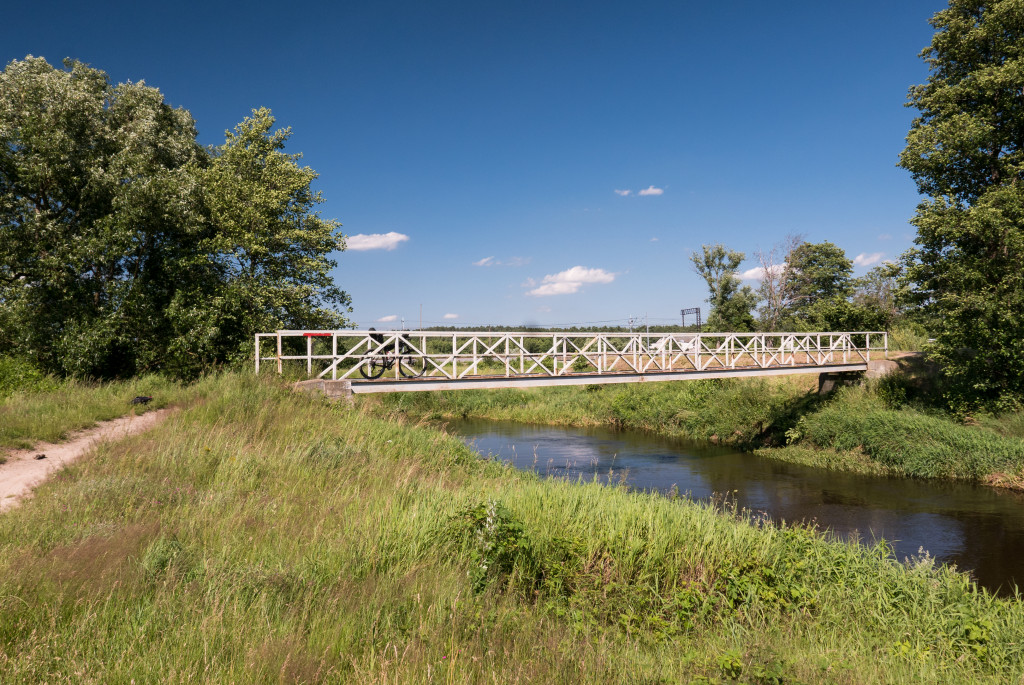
{"left": 34, "top": 454, "right": 46, "bottom": 460}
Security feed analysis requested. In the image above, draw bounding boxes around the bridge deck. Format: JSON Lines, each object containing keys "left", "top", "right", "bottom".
{"left": 348, "top": 362, "right": 869, "bottom": 393}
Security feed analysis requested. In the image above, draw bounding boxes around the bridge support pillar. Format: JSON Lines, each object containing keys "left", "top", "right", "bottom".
{"left": 818, "top": 371, "right": 860, "bottom": 395}
{"left": 293, "top": 379, "right": 353, "bottom": 402}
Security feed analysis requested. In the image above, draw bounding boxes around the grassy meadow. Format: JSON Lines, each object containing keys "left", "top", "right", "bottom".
{"left": 2, "top": 373, "right": 1024, "bottom": 682}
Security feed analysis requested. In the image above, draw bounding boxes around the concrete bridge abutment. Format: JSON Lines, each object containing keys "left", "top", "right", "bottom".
{"left": 818, "top": 359, "right": 900, "bottom": 395}
{"left": 292, "top": 379, "right": 354, "bottom": 401}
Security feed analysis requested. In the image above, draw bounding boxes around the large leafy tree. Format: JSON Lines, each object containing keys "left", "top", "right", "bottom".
{"left": 690, "top": 244, "right": 758, "bottom": 332}
{"left": 852, "top": 262, "right": 906, "bottom": 328}
{"left": 783, "top": 241, "right": 853, "bottom": 322}
{"left": 164, "top": 109, "right": 349, "bottom": 375}
{"left": 899, "top": 0, "right": 1024, "bottom": 410}
{"left": 0, "top": 57, "right": 349, "bottom": 378}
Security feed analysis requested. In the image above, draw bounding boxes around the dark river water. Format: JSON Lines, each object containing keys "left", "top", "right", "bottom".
{"left": 450, "top": 419, "right": 1024, "bottom": 596}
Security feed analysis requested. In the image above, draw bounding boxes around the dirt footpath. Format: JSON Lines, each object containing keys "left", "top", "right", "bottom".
{"left": 0, "top": 409, "right": 172, "bottom": 512}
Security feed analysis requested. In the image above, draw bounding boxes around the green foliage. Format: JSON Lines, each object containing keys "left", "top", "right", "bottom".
{"left": 0, "top": 356, "right": 58, "bottom": 397}
{"left": 890, "top": 322, "right": 930, "bottom": 351}
{"left": 446, "top": 499, "right": 537, "bottom": 592}
{"left": 690, "top": 244, "right": 758, "bottom": 332}
{"left": 899, "top": 0, "right": 1024, "bottom": 410}
{"left": 783, "top": 241, "right": 854, "bottom": 328}
{"left": 0, "top": 57, "right": 349, "bottom": 380}
{"left": 854, "top": 262, "right": 907, "bottom": 328}
{"left": 876, "top": 372, "right": 912, "bottom": 409}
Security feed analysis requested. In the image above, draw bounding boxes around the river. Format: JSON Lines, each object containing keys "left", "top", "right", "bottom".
{"left": 451, "top": 418, "right": 1024, "bottom": 596}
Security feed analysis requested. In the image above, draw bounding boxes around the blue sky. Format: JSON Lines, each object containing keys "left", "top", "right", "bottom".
{"left": 7, "top": 0, "right": 945, "bottom": 328}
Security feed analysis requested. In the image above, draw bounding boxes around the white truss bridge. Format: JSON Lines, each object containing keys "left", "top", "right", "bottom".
{"left": 255, "top": 330, "right": 887, "bottom": 394}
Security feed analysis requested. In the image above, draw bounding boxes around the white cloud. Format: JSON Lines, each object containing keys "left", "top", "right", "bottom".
{"left": 529, "top": 281, "right": 584, "bottom": 296}
{"left": 739, "top": 263, "right": 787, "bottom": 281}
{"left": 505, "top": 256, "right": 531, "bottom": 267}
{"left": 473, "top": 256, "right": 495, "bottom": 267}
{"left": 878, "top": 233, "right": 893, "bottom": 241}
{"left": 443, "top": 313, "right": 458, "bottom": 319}
{"left": 650, "top": 237, "right": 659, "bottom": 242}
{"left": 854, "top": 252, "right": 884, "bottom": 267}
{"left": 347, "top": 232, "right": 410, "bottom": 251}
{"left": 614, "top": 189, "right": 632, "bottom": 196}
{"left": 527, "top": 266, "right": 616, "bottom": 297}
{"left": 638, "top": 185, "right": 664, "bottom": 196}
{"left": 376, "top": 314, "right": 398, "bottom": 322}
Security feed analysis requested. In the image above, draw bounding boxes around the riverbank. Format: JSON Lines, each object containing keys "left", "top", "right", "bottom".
{"left": 3, "top": 373, "right": 1023, "bottom": 682}
{"left": 372, "top": 362, "right": 1024, "bottom": 488}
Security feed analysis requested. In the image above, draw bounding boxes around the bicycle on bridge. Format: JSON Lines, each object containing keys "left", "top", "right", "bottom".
{"left": 359, "top": 329, "right": 427, "bottom": 379}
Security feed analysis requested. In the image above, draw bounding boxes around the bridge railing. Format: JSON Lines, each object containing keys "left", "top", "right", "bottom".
{"left": 255, "top": 330, "right": 888, "bottom": 381}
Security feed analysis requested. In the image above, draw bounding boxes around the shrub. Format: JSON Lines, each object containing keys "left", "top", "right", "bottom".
{"left": 0, "top": 356, "right": 59, "bottom": 397}
{"left": 889, "top": 323, "right": 929, "bottom": 352}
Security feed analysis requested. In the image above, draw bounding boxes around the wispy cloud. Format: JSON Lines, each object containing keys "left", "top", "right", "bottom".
{"left": 347, "top": 232, "right": 410, "bottom": 251}
{"left": 442, "top": 313, "right": 458, "bottom": 320}
{"left": 475, "top": 255, "right": 530, "bottom": 267}
{"left": 854, "top": 252, "right": 884, "bottom": 267}
{"left": 614, "top": 189, "right": 632, "bottom": 196}
{"left": 739, "top": 264, "right": 786, "bottom": 281}
{"left": 638, "top": 185, "right": 664, "bottom": 196}
{"left": 650, "top": 237, "right": 659, "bottom": 242}
{"left": 527, "top": 266, "right": 616, "bottom": 297}
{"left": 878, "top": 233, "right": 893, "bottom": 241}
{"left": 376, "top": 314, "right": 398, "bottom": 322}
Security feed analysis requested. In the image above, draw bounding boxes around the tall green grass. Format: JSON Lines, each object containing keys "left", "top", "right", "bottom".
{"left": 0, "top": 373, "right": 190, "bottom": 449}
{"left": 1, "top": 374, "right": 1022, "bottom": 682}
{"left": 790, "top": 385, "right": 1024, "bottom": 480}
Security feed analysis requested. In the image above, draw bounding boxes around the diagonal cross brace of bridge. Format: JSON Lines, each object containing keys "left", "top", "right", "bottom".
{"left": 255, "top": 330, "right": 887, "bottom": 393}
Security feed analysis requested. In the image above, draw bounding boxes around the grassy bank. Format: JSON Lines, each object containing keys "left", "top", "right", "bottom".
{"left": 375, "top": 375, "right": 823, "bottom": 445}
{"left": 2, "top": 374, "right": 1023, "bottom": 682}
{"left": 373, "top": 367, "right": 1024, "bottom": 487}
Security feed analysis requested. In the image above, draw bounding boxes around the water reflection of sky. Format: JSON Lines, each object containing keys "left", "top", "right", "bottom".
{"left": 454, "top": 419, "right": 1024, "bottom": 596}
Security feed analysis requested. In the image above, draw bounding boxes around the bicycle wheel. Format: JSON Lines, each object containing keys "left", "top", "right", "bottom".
{"left": 399, "top": 355, "right": 426, "bottom": 378}
{"left": 359, "top": 356, "right": 388, "bottom": 379}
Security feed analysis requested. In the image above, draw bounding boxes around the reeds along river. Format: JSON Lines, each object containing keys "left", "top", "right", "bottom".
{"left": 451, "top": 419, "right": 1024, "bottom": 597}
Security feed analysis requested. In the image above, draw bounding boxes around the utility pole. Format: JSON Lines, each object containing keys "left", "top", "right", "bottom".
{"left": 419, "top": 304, "right": 422, "bottom": 331}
